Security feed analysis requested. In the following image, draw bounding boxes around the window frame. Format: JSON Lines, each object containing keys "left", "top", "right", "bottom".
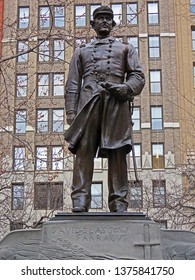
{"left": 16, "top": 74, "right": 28, "bottom": 97}
{"left": 18, "top": 6, "right": 29, "bottom": 29}
{"left": 12, "top": 183, "right": 24, "bottom": 210}
{"left": 38, "top": 40, "right": 50, "bottom": 62}
{"left": 111, "top": 3, "right": 123, "bottom": 25}
{"left": 148, "top": 35, "right": 160, "bottom": 58}
{"left": 152, "top": 143, "right": 165, "bottom": 169}
{"left": 126, "top": 2, "right": 138, "bottom": 25}
{"left": 153, "top": 180, "right": 166, "bottom": 207}
{"left": 15, "top": 109, "right": 27, "bottom": 134}
{"left": 35, "top": 146, "right": 64, "bottom": 171}
{"left": 54, "top": 6, "right": 65, "bottom": 27}
{"left": 192, "top": 28, "right": 195, "bottom": 50}
{"left": 17, "top": 41, "right": 28, "bottom": 63}
{"left": 132, "top": 106, "right": 141, "bottom": 131}
{"left": 52, "top": 146, "right": 64, "bottom": 170}
{"left": 193, "top": 63, "right": 195, "bottom": 88}
{"left": 127, "top": 36, "right": 139, "bottom": 55}
{"left": 147, "top": 2, "right": 159, "bottom": 24}
{"left": 128, "top": 180, "right": 143, "bottom": 208}
{"left": 39, "top": 6, "right": 50, "bottom": 28}
{"left": 90, "top": 182, "right": 103, "bottom": 209}
{"left": 37, "top": 73, "right": 65, "bottom": 97}
{"left": 190, "top": 0, "right": 195, "bottom": 13}
{"left": 13, "top": 146, "right": 25, "bottom": 171}
{"left": 149, "top": 70, "right": 162, "bottom": 94}
{"left": 53, "top": 39, "right": 65, "bottom": 61}
{"left": 36, "top": 109, "right": 49, "bottom": 133}
{"left": 127, "top": 143, "right": 141, "bottom": 169}
{"left": 151, "top": 106, "right": 163, "bottom": 130}
{"left": 35, "top": 146, "right": 48, "bottom": 170}
{"left": 75, "top": 5, "right": 86, "bottom": 27}
{"left": 34, "top": 182, "right": 63, "bottom": 210}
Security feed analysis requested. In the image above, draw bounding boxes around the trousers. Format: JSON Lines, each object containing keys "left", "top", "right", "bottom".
{"left": 71, "top": 120, "right": 129, "bottom": 212}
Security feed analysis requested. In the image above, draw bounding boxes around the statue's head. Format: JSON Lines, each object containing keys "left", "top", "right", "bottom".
{"left": 90, "top": 6, "right": 116, "bottom": 37}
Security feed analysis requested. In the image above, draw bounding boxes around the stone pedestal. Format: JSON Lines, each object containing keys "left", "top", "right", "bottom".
{"left": 0, "top": 212, "right": 195, "bottom": 260}
{"left": 38, "top": 213, "right": 162, "bottom": 259}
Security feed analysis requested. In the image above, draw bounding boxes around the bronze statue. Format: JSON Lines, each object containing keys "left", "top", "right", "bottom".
{"left": 64, "top": 6, "right": 145, "bottom": 212}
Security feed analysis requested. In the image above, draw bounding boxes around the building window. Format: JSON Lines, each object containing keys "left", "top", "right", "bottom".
{"left": 36, "top": 146, "right": 48, "bottom": 170}
{"left": 16, "top": 74, "right": 27, "bottom": 97}
{"left": 18, "top": 7, "right": 29, "bottom": 29}
{"left": 153, "top": 180, "right": 166, "bottom": 207}
{"left": 54, "top": 6, "right": 65, "bottom": 27}
{"left": 38, "top": 40, "right": 49, "bottom": 61}
{"left": 150, "top": 70, "right": 161, "bottom": 94}
{"left": 151, "top": 106, "right": 163, "bottom": 130}
{"left": 36, "top": 146, "right": 64, "bottom": 171}
{"left": 90, "top": 182, "right": 103, "bottom": 209}
{"left": 52, "top": 109, "right": 64, "bottom": 132}
{"left": 54, "top": 40, "right": 64, "bottom": 61}
{"left": 75, "top": 5, "right": 86, "bottom": 27}
{"left": 37, "top": 74, "right": 49, "bottom": 96}
{"left": 36, "top": 109, "right": 64, "bottom": 133}
{"left": 39, "top": 6, "right": 65, "bottom": 28}
{"left": 15, "top": 110, "right": 26, "bottom": 133}
{"left": 111, "top": 4, "right": 122, "bottom": 25}
{"left": 17, "top": 41, "right": 28, "bottom": 62}
{"left": 149, "top": 35, "right": 160, "bottom": 58}
{"left": 152, "top": 143, "right": 164, "bottom": 169}
{"left": 39, "top": 6, "right": 50, "bottom": 28}
{"left": 53, "top": 74, "right": 64, "bottom": 96}
{"left": 192, "top": 28, "right": 195, "bottom": 50}
{"left": 128, "top": 144, "right": 141, "bottom": 169}
{"left": 37, "top": 73, "right": 64, "bottom": 96}
{"left": 129, "top": 181, "right": 143, "bottom": 208}
{"left": 147, "top": 2, "right": 159, "bottom": 24}
{"left": 12, "top": 184, "right": 24, "bottom": 210}
{"left": 52, "top": 147, "right": 64, "bottom": 170}
{"left": 38, "top": 40, "right": 64, "bottom": 61}
{"left": 36, "top": 109, "right": 48, "bottom": 132}
{"left": 90, "top": 4, "right": 101, "bottom": 20}
{"left": 128, "top": 36, "right": 139, "bottom": 54}
{"left": 132, "top": 107, "right": 140, "bottom": 130}
{"left": 127, "top": 3, "right": 138, "bottom": 24}
{"left": 193, "top": 64, "right": 195, "bottom": 87}
{"left": 34, "top": 182, "right": 63, "bottom": 210}
{"left": 190, "top": 0, "right": 195, "bottom": 13}
{"left": 13, "top": 147, "right": 25, "bottom": 171}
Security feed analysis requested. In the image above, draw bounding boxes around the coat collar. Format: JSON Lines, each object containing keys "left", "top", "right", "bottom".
{"left": 92, "top": 36, "right": 115, "bottom": 45}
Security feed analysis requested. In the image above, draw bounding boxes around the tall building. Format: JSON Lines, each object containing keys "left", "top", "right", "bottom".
{"left": 0, "top": 0, "right": 194, "bottom": 239}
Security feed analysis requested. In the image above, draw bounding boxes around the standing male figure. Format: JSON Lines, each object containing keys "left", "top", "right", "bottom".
{"left": 64, "top": 6, "right": 145, "bottom": 212}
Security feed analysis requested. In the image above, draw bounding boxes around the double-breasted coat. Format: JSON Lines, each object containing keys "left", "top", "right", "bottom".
{"left": 64, "top": 36, "right": 145, "bottom": 156}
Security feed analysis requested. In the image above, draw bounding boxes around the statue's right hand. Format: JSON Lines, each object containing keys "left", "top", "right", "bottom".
{"left": 66, "top": 113, "right": 76, "bottom": 125}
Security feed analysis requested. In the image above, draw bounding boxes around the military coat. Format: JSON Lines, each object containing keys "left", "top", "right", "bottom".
{"left": 64, "top": 36, "right": 145, "bottom": 156}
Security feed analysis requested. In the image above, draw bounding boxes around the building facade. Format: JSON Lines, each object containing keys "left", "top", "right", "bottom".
{"left": 0, "top": 0, "right": 194, "bottom": 239}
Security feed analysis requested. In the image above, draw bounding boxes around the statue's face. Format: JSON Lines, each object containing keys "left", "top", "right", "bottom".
{"left": 93, "top": 13, "right": 113, "bottom": 37}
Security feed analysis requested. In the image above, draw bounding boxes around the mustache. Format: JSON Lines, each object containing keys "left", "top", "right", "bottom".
{"left": 100, "top": 23, "right": 109, "bottom": 27}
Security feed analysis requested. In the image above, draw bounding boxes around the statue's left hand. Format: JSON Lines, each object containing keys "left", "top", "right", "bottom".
{"left": 100, "top": 82, "right": 134, "bottom": 102}
{"left": 66, "top": 113, "right": 76, "bottom": 125}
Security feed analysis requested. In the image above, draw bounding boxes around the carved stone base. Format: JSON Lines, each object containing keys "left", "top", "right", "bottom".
{"left": 0, "top": 212, "right": 195, "bottom": 259}
{"left": 38, "top": 213, "right": 162, "bottom": 260}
